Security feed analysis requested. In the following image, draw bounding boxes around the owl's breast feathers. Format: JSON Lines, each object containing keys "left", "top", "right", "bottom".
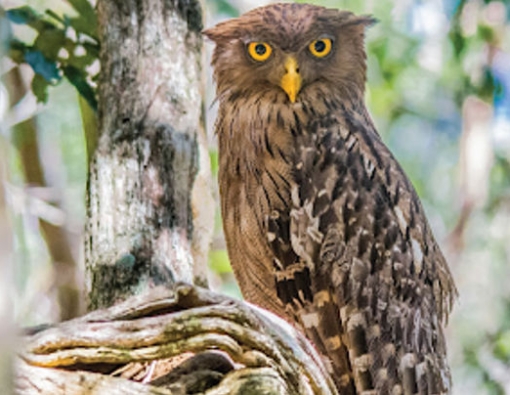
{"left": 217, "top": 90, "right": 456, "bottom": 395}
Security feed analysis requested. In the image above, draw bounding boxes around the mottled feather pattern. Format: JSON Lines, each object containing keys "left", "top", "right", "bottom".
{"left": 205, "top": 3, "right": 456, "bottom": 395}
{"left": 270, "top": 105, "right": 454, "bottom": 394}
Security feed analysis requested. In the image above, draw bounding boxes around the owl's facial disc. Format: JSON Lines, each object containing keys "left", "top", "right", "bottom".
{"left": 280, "top": 57, "right": 302, "bottom": 103}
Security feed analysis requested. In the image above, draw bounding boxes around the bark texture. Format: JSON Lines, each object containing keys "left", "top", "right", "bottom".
{"left": 16, "top": 284, "right": 338, "bottom": 395}
{"left": 86, "top": 0, "right": 203, "bottom": 309}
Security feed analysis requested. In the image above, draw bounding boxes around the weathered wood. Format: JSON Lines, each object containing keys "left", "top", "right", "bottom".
{"left": 85, "top": 0, "right": 204, "bottom": 309}
{"left": 16, "top": 361, "right": 174, "bottom": 395}
{"left": 16, "top": 284, "right": 339, "bottom": 395}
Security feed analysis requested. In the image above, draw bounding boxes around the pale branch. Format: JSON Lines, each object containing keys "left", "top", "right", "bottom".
{"left": 17, "top": 283, "right": 339, "bottom": 395}
{"left": 16, "top": 361, "right": 174, "bottom": 395}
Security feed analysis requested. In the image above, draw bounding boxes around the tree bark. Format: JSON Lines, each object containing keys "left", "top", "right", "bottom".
{"left": 16, "top": 284, "right": 339, "bottom": 395}
{"left": 85, "top": 0, "right": 204, "bottom": 309}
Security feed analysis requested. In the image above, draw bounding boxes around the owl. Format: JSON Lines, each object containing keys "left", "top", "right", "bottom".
{"left": 204, "top": 3, "right": 456, "bottom": 395}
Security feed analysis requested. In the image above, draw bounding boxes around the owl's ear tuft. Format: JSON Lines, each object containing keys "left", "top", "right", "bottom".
{"left": 202, "top": 27, "right": 220, "bottom": 41}
{"left": 203, "top": 20, "right": 239, "bottom": 42}
{"left": 347, "top": 15, "right": 378, "bottom": 29}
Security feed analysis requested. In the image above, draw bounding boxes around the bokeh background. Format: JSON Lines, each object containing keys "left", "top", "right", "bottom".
{"left": 1, "top": 0, "right": 510, "bottom": 393}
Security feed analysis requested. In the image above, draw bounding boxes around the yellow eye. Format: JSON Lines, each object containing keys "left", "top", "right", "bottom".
{"left": 309, "top": 38, "right": 333, "bottom": 58}
{"left": 247, "top": 42, "right": 272, "bottom": 62}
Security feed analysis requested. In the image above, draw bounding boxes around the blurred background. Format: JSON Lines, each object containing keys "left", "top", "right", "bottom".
{"left": 1, "top": 0, "right": 510, "bottom": 393}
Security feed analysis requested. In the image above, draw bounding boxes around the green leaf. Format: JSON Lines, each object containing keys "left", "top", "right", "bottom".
{"left": 66, "top": 41, "right": 100, "bottom": 71}
{"left": 82, "top": 42, "right": 99, "bottom": 58}
{"left": 8, "top": 39, "right": 28, "bottom": 64}
{"left": 67, "top": 0, "right": 98, "bottom": 39}
{"left": 209, "top": 250, "right": 232, "bottom": 274}
{"left": 25, "top": 50, "right": 61, "bottom": 82}
{"left": 6, "top": 6, "right": 54, "bottom": 32}
{"left": 68, "top": 52, "right": 96, "bottom": 69}
{"left": 449, "top": 31, "right": 465, "bottom": 58}
{"left": 62, "top": 65, "right": 97, "bottom": 111}
{"left": 494, "top": 331, "right": 510, "bottom": 361}
{"left": 67, "top": 0, "right": 96, "bottom": 21}
{"left": 34, "top": 28, "right": 65, "bottom": 60}
{"left": 69, "top": 16, "right": 97, "bottom": 39}
{"left": 31, "top": 73, "right": 50, "bottom": 103}
{"left": 44, "top": 9, "right": 66, "bottom": 26}
{"left": 6, "top": 6, "right": 39, "bottom": 25}
{"left": 209, "top": 150, "right": 218, "bottom": 175}
{"left": 478, "top": 24, "right": 495, "bottom": 43}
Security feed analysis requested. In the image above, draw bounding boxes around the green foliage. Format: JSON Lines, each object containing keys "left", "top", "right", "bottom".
{"left": 488, "top": 154, "right": 510, "bottom": 212}
{"left": 3, "top": 1, "right": 98, "bottom": 109}
{"left": 209, "top": 250, "right": 231, "bottom": 274}
{"left": 208, "top": 0, "right": 239, "bottom": 17}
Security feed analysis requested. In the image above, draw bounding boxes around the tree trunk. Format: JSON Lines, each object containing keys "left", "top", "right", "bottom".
{"left": 85, "top": 0, "right": 204, "bottom": 309}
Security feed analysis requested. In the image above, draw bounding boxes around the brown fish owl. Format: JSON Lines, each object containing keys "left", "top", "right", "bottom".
{"left": 204, "top": 3, "right": 456, "bottom": 395}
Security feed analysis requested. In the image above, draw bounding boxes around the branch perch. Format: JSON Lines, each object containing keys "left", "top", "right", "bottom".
{"left": 17, "top": 284, "right": 338, "bottom": 395}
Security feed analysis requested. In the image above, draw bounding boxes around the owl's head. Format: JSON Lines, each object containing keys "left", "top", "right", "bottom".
{"left": 204, "top": 3, "right": 375, "bottom": 104}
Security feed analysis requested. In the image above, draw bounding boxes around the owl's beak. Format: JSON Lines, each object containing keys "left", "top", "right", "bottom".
{"left": 280, "top": 57, "right": 302, "bottom": 103}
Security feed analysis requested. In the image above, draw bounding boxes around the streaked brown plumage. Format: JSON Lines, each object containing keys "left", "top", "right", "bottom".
{"left": 204, "top": 3, "right": 456, "bottom": 394}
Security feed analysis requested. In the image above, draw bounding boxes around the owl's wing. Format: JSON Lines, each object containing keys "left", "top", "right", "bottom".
{"left": 267, "top": 111, "right": 456, "bottom": 395}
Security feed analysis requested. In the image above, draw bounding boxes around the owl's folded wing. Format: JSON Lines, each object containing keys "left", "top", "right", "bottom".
{"left": 268, "top": 112, "right": 456, "bottom": 394}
